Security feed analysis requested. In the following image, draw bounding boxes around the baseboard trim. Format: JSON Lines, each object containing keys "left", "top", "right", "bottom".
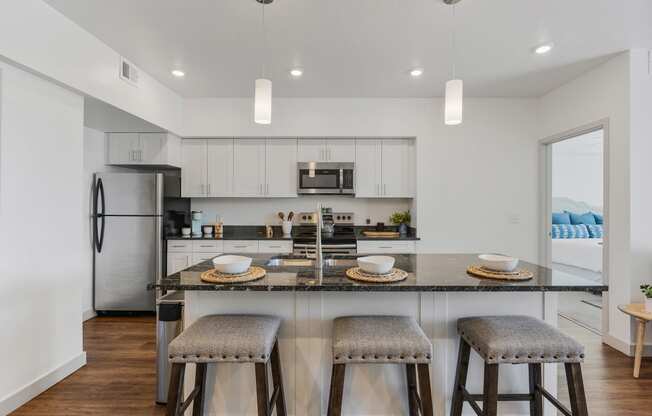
{"left": 82, "top": 308, "right": 96, "bottom": 322}
{"left": 0, "top": 351, "right": 86, "bottom": 415}
{"left": 603, "top": 333, "right": 652, "bottom": 357}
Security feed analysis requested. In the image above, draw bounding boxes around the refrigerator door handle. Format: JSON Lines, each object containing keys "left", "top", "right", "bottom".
{"left": 94, "top": 178, "right": 106, "bottom": 253}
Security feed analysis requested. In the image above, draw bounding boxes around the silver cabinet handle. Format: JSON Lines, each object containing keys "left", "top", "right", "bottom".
{"left": 207, "top": 183, "right": 211, "bottom": 195}
{"left": 376, "top": 184, "right": 380, "bottom": 195}
{"left": 234, "top": 245, "right": 248, "bottom": 249}
{"left": 383, "top": 184, "right": 387, "bottom": 195}
{"left": 171, "top": 245, "right": 186, "bottom": 248}
{"left": 328, "top": 148, "right": 331, "bottom": 161}
{"left": 130, "top": 150, "right": 134, "bottom": 161}
{"left": 138, "top": 150, "right": 142, "bottom": 161}
{"left": 266, "top": 183, "right": 269, "bottom": 195}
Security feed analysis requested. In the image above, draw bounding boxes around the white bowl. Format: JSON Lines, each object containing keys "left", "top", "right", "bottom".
{"left": 357, "top": 256, "right": 395, "bottom": 275}
{"left": 212, "top": 255, "right": 252, "bottom": 274}
{"left": 478, "top": 254, "right": 519, "bottom": 272}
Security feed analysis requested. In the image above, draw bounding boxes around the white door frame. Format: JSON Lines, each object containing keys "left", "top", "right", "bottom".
{"left": 539, "top": 118, "right": 610, "bottom": 336}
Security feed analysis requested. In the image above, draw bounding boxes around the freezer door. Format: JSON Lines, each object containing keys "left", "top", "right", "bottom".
{"left": 94, "top": 216, "right": 159, "bottom": 311}
{"left": 95, "top": 172, "right": 162, "bottom": 215}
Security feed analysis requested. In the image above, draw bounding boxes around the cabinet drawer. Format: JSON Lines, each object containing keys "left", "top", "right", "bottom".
{"left": 166, "top": 252, "right": 192, "bottom": 276}
{"left": 167, "top": 240, "right": 192, "bottom": 252}
{"left": 258, "top": 240, "right": 292, "bottom": 253}
{"left": 223, "top": 240, "right": 259, "bottom": 253}
{"left": 192, "top": 240, "right": 223, "bottom": 253}
{"left": 357, "top": 240, "right": 416, "bottom": 254}
{"left": 192, "top": 252, "right": 219, "bottom": 265}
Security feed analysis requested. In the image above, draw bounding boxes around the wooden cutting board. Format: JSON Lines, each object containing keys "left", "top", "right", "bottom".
{"left": 362, "top": 231, "right": 401, "bottom": 238}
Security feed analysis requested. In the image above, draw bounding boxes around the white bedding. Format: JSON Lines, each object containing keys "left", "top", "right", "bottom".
{"left": 552, "top": 238, "right": 603, "bottom": 272}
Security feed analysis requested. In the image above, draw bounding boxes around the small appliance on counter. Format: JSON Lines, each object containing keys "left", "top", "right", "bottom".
{"left": 191, "top": 210, "right": 203, "bottom": 236}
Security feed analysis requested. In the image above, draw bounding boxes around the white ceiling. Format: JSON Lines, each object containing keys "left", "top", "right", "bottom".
{"left": 44, "top": 0, "right": 651, "bottom": 98}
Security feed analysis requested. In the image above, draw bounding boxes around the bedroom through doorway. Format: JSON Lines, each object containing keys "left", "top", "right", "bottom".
{"left": 545, "top": 127, "right": 605, "bottom": 334}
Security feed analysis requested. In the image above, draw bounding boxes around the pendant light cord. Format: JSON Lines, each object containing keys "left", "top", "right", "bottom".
{"left": 451, "top": 4, "right": 457, "bottom": 79}
{"left": 261, "top": 3, "right": 267, "bottom": 78}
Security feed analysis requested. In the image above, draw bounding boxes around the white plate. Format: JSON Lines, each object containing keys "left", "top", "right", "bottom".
{"left": 478, "top": 254, "right": 519, "bottom": 272}
{"left": 357, "top": 255, "right": 395, "bottom": 275}
{"left": 212, "top": 255, "right": 252, "bottom": 274}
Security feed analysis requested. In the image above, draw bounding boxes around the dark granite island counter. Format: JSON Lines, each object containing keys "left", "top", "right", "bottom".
{"left": 153, "top": 253, "right": 605, "bottom": 416}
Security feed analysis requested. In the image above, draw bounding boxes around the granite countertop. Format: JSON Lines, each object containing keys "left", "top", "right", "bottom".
{"left": 149, "top": 253, "right": 608, "bottom": 293}
{"left": 354, "top": 227, "right": 420, "bottom": 241}
{"left": 166, "top": 226, "right": 292, "bottom": 241}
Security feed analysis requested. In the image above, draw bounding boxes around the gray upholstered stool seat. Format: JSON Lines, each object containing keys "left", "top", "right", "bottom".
{"left": 457, "top": 315, "right": 584, "bottom": 364}
{"left": 332, "top": 315, "right": 432, "bottom": 364}
{"left": 169, "top": 314, "right": 281, "bottom": 364}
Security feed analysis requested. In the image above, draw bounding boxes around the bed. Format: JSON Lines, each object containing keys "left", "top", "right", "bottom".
{"left": 552, "top": 238, "right": 603, "bottom": 273}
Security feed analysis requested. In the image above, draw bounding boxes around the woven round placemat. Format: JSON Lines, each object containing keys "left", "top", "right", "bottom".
{"left": 201, "top": 266, "right": 266, "bottom": 284}
{"left": 345, "top": 267, "right": 408, "bottom": 283}
{"left": 467, "top": 265, "right": 533, "bottom": 281}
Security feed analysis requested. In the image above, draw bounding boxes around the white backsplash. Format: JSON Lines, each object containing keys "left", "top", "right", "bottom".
{"left": 191, "top": 196, "right": 412, "bottom": 226}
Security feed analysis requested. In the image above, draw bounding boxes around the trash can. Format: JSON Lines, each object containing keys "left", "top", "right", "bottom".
{"left": 156, "top": 291, "right": 184, "bottom": 404}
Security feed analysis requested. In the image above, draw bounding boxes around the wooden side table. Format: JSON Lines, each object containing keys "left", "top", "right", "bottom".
{"left": 618, "top": 304, "right": 652, "bottom": 378}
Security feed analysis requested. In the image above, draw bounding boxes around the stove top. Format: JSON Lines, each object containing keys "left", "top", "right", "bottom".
{"left": 293, "top": 224, "right": 356, "bottom": 244}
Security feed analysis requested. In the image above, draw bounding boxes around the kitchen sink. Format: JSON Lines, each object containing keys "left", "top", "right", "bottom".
{"left": 265, "top": 256, "right": 358, "bottom": 268}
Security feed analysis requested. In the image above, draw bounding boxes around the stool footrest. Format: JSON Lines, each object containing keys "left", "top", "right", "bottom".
{"left": 538, "top": 384, "right": 572, "bottom": 416}
{"left": 178, "top": 385, "right": 201, "bottom": 415}
{"left": 459, "top": 384, "right": 572, "bottom": 416}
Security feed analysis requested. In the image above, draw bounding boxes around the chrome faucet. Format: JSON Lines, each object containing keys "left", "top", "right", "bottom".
{"left": 315, "top": 205, "right": 323, "bottom": 269}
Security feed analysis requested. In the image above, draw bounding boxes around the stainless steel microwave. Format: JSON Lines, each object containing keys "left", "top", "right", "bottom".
{"left": 297, "top": 162, "right": 355, "bottom": 195}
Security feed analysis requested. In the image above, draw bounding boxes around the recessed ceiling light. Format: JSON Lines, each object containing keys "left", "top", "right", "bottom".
{"left": 410, "top": 68, "right": 424, "bottom": 77}
{"left": 171, "top": 69, "right": 185, "bottom": 77}
{"left": 534, "top": 43, "right": 554, "bottom": 55}
{"left": 290, "top": 68, "right": 303, "bottom": 77}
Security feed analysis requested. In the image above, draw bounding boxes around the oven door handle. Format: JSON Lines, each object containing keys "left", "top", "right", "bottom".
{"left": 322, "top": 244, "right": 357, "bottom": 249}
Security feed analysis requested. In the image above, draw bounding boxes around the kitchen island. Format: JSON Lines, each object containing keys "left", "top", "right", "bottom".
{"left": 150, "top": 254, "right": 606, "bottom": 416}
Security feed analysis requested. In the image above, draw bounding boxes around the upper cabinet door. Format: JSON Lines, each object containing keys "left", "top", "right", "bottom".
{"left": 381, "top": 139, "right": 412, "bottom": 197}
{"left": 265, "top": 138, "right": 298, "bottom": 197}
{"left": 354, "top": 139, "right": 381, "bottom": 198}
{"left": 181, "top": 139, "right": 207, "bottom": 197}
{"left": 106, "top": 133, "right": 139, "bottom": 164}
{"left": 233, "top": 139, "right": 266, "bottom": 197}
{"left": 297, "top": 139, "right": 327, "bottom": 162}
{"left": 326, "top": 139, "right": 355, "bottom": 162}
{"left": 206, "top": 139, "right": 233, "bottom": 197}
{"left": 139, "top": 133, "right": 165, "bottom": 164}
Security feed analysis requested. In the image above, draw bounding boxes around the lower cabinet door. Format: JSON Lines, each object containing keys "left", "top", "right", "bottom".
{"left": 258, "top": 240, "right": 292, "bottom": 253}
{"left": 357, "top": 241, "right": 416, "bottom": 254}
{"left": 223, "top": 240, "right": 259, "bottom": 253}
{"left": 192, "top": 252, "right": 219, "bottom": 265}
{"left": 166, "top": 252, "right": 192, "bottom": 276}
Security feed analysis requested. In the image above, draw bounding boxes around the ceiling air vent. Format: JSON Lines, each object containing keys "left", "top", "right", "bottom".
{"left": 119, "top": 57, "right": 139, "bottom": 86}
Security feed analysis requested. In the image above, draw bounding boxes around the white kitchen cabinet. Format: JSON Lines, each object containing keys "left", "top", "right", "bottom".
{"left": 357, "top": 240, "right": 416, "bottom": 254}
{"left": 223, "top": 240, "right": 259, "bottom": 253}
{"left": 166, "top": 252, "right": 192, "bottom": 276}
{"left": 258, "top": 240, "right": 293, "bottom": 254}
{"left": 355, "top": 139, "right": 382, "bottom": 197}
{"left": 181, "top": 139, "right": 208, "bottom": 197}
{"left": 298, "top": 138, "right": 355, "bottom": 162}
{"left": 354, "top": 138, "right": 414, "bottom": 198}
{"left": 106, "top": 132, "right": 181, "bottom": 166}
{"left": 192, "top": 253, "right": 219, "bottom": 265}
{"left": 207, "top": 139, "right": 234, "bottom": 197}
{"left": 233, "top": 139, "right": 266, "bottom": 197}
{"left": 192, "top": 240, "right": 223, "bottom": 253}
{"left": 265, "top": 138, "right": 297, "bottom": 197}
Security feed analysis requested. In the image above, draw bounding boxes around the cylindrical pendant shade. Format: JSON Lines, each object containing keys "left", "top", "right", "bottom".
{"left": 254, "top": 78, "right": 272, "bottom": 124}
{"left": 445, "top": 79, "right": 463, "bottom": 125}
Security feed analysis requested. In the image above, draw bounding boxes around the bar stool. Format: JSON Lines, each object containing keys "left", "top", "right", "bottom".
{"left": 451, "top": 315, "right": 587, "bottom": 416}
{"left": 327, "top": 316, "right": 434, "bottom": 416}
{"left": 166, "top": 314, "right": 287, "bottom": 416}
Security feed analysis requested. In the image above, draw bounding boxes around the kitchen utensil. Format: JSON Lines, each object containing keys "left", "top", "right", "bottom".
{"left": 278, "top": 212, "right": 285, "bottom": 221}
{"left": 357, "top": 256, "right": 395, "bottom": 275}
{"left": 375, "top": 222, "right": 385, "bottom": 231}
{"left": 288, "top": 211, "right": 294, "bottom": 221}
{"left": 265, "top": 225, "right": 274, "bottom": 238}
{"left": 477, "top": 254, "right": 519, "bottom": 272}
{"left": 212, "top": 255, "right": 252, "bottom": 274}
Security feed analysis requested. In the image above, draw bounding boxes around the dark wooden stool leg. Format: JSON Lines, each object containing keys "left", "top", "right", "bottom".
{"left": 327, "top": 364, "right": 346, "bottom": 416}
{"left": 450, "top": 339, "right": 471, "bottom": 416}
{"left": 270, "top": 340, "right": 287, "bottom": 416}
{"left": 406, "top": 364, "right": 418, "bottom": 416}
{"left": 528, "top": 363, "right": 543, "bottom": 416}
{"left": 255, "top": 362, "right": 270, "bottom": 416}
{"left": 482, "top": 363, "right": 499, "bottom": 416}
{"left": 565, "top": 363, "right": 589, "bottom": 416}
{"left": 192, "top": 363, "right": 207, "bottom": 416}
{"left": 166, "top": 363, "right": 185, "bottom": 416}
{"left": 417, "top": 364, "right": 434, "bottom": 416}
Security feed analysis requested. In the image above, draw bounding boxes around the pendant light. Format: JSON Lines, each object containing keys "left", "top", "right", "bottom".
{"left": 254, "top": 0, "right": 273, "bottom": 124}
{"left": 444, "top": 0, "right": 463, "bottom": 126}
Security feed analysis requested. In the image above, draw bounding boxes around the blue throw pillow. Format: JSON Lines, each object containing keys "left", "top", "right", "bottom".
{"left": 552, "top": 224, "right": 590, "bottom": 239}
{"left": 567, "top": 211, "right": 597, "bottom": 225}
{"left": 552, "top": 212, "right": 571, "bottom": 224}
{"left": 592, "top": 212, "right": 604, "bottom": 225}
{"left": 587, "top": 224, "right": 603, "bottom": 238}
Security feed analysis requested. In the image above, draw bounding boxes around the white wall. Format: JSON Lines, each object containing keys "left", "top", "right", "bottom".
{"left": 0, "top": 62, "right": 86, "bottom": 414}
{"left": 183, "top": 97, "right": 541, "bottom": 261}
{"left": 539, "top": 52, "right": 632, "bottom": 348}
{"left": 0, "top": 0, "right": 182, "bottom": 135}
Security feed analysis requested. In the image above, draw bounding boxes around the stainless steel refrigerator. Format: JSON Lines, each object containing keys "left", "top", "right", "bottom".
{"left": 93, "top": 172, "right": 163, "bottom": 312}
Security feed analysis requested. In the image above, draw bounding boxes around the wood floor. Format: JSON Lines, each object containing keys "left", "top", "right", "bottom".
{"left": 11, "top": 315, "right": 652, "bottom": 415}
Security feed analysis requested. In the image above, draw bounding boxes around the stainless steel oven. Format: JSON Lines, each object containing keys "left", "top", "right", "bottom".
{"left": 297, "top": 162, "right": 355, "bottom": 195}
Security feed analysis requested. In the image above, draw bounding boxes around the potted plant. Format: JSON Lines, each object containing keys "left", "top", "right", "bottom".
{"left": 641, "top": 285, "right": 652, "bottom": 312}
{"left": 390, "top": 210, "right": 411, "bottom": 236}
